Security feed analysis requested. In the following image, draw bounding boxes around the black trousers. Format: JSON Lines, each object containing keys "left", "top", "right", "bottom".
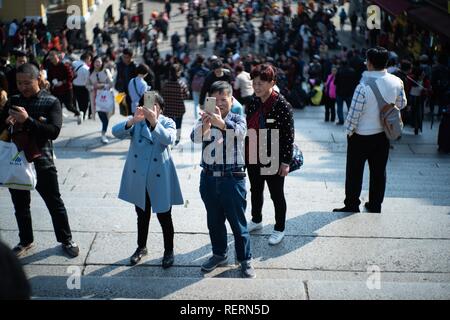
{"left": 73, "top": 85, "right": 90, "bottom": 116}
{"left": 135, "top": 191, "right": 174, "bottom": 252}
{"left": 54, "top": 90, "right": 80, "bottom": 116}
{"left": 247, "top": 164, "right": 287, "bottom": 232}
{"left": 8, "top": 165, "right": 72, "bottom": 245}
{"left": 344, "top": 132, "right": 390, "bottom": 210}
{"left": 324, "top": 97, "right": 336, "bottom": 122}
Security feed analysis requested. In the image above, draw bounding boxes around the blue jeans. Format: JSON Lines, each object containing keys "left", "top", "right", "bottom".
{"left": 199, "top": 172, "right": 252, "bottom": 262}
{"left": 192, "top": 91, "right": 200, "bottom": 120}
{"left": 336, "top": 95, "right": 353, "bottom": 123}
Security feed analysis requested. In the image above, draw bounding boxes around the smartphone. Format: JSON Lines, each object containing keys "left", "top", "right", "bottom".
{"left": 205, "top": 97, "right": 216, "bottom": 114}
{"left": 144, "top": 91, "right": 156, "bottom": 111}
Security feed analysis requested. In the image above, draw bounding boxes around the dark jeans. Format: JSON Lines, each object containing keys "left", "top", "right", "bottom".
{"left": 8, "top": 165, "right": 72, "bottom": 245}
{"left": 97, "top": 111, "right": 109, "bottom": 133}
{"left": 199, "top": 171, "right": 251, "bottom": 262}
{"left": 344, "top": 132, "right": 390, "bottom": 211}
{"left": 336, "top": 95, "right": 352, "bottom": 123}
{"left": 324, "top": 97, "right": 336, "bottom": 122}
{"left": 54, "top": 90, "right": 80, "bottom": 116}
{"left": 135, "top": 191, "right": 173, "bottom": 251}
{"left": 172, "top": 116, "right": 183, "bottom": 129}
{"left": 73, "top": 85, "right": 90, "bottom": 117}
{"left": 247, "top": 165, "right": 287, "bottom": 232}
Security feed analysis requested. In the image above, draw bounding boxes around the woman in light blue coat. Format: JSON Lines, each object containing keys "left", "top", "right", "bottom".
{"left": 112, "top": 93, "right": 183, "bottom": 267}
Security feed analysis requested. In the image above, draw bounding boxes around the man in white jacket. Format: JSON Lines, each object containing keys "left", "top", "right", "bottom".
{"left": 334, "top": 47, "right": 407, "bottom": 213}
{"left": 72, "top": 52, "right": 92, "bottom": 120}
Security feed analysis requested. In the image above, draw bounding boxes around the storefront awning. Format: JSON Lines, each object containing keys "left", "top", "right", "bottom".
{"left": 369, "top": 0, "right": 411, "bottom": 16}
{"left": 407, "top": 6, "right": 450, "bottom": 39}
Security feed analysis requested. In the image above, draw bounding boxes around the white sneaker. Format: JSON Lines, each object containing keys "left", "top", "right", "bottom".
{"left": 247, "top": 220, "right": 263, "bottom": 233}
{"left": 101, "top": 135, "right": 109, "bottom": 144}
{"left": 268, "top": 230, "right": 285, "bottom": 245}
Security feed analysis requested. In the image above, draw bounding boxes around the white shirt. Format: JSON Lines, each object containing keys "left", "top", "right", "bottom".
{"left": 346, "top": 70, "right": 406, "bottom": 136}
{"left": 234, "top": 71, "right": 254, "bottom": 98}
{"left": 72, "top": 61, "right": 90, "bottom": 86}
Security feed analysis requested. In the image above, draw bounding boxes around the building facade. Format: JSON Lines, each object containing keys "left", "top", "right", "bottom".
{"left": 0, "top": 0, "right": 131, "bottom": 43}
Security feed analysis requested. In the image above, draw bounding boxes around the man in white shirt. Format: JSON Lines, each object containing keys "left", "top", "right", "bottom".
{"left": 72, "top": 52, "right": 93, "bottom": 120}
{"left": 233, "top": 64, "right": 254, "bottom": 109}
{"left": 334, "top": 47, "right": 407, "bottom": 213}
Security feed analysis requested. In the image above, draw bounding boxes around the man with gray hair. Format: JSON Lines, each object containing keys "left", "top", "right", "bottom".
{"left": 191, "top": 81, "right": 255, "bottom": 278}
{"left": 0, "top": 63, "right": 80, "bottom": 258}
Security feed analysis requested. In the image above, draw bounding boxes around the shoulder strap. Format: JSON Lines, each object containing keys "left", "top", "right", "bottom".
{"left": 75, "top": 64, "right": 83, "bottom": 73}
{"left": 365, "top": 78, "right": 388, "bottom": 110}
{"left": 133, "top": 78, "right": 143, "bottom": 98}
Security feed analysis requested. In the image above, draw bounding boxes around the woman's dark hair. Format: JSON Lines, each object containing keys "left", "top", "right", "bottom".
{"left": 136, "top": 63, "right": 150, "bottom": 76}
{"left": 139, "top": 92, "right": 165, "bottom": 112}
{"left": 366, "top": 46, "right": 389, "bottom": 70}
{"left": 250, "top": 64, "right": 277, "bottom": 83}
{"left": 169, "top": 64, "right": 181, "bottom": 81}
{"left": 155, "top": 92, "right": 165, "bottom": 112}
{"left": 89, "top": 55, "right": 104, "bottom": 74}
{"left": 235, "top": 64, "right": 244, "bottom": 73}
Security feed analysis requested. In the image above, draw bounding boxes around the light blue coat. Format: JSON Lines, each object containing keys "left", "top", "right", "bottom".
{"left": 112, "top": 115, "right": 184, "bottom": 212}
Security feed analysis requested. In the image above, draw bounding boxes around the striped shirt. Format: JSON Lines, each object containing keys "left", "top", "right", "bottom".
{"left": 346, "top": 70, "right": 407, "bottom": 136}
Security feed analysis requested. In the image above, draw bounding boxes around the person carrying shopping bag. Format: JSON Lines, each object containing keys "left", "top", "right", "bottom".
{"left": 87, "top": 56, "right": 115, "bottom": 144}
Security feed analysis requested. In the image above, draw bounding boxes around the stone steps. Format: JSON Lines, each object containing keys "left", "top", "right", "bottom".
{"left": 27, "top": 275, "right": 450, "bottom": 300}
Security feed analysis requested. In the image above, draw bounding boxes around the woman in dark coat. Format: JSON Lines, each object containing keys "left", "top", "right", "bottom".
{"left": 245, "top": 64, "right": 295, "bottom": 246}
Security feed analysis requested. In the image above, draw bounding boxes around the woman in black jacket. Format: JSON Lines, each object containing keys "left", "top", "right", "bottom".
{"left": 246, "top": 64, "right": 294, "bottom": 245}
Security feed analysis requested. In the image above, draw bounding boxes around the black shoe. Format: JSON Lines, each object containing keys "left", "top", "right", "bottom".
{"left": 333, "top": 206, "right": 360, "bottom": 213}
{"left": 364, "top": 202, "right": 381, "bottom": 213}
{"left": 62, "top": 240, "right": 80, "bottom": 257}
{"left": 162, "top": 250, "right": 174, "bottom": 269}
{"left": 13, "top": 242, "right": 34, "bottom": 257}
{"left": 130, "top": 247, "right": 148, "bottom": 265}
{"left": 336, "top": 121, "right": 344, "bottom": 126}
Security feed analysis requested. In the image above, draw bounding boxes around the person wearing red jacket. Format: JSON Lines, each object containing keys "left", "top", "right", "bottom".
{"left": 47, "top": 49, "right": 81, "bottom": 124}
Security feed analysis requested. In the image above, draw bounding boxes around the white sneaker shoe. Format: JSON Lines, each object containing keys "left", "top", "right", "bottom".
{"left": 247, "top": 220, "right": 263, "bottom": 233}
{"left": 268, "top": 230, "right": 285, "bottom": 245}
{"left": 101, "top": 135, "right": 109, "bottom": 144}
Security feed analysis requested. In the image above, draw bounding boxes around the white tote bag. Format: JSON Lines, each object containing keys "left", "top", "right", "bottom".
{"left": 95, "top": 89, "right": 115, "bottom": 113}
{"left": 0, "top": 141, "right": 37, "bottom": 191}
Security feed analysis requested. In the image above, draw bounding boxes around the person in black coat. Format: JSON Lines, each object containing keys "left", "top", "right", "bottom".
{"left": 115, "top": 49, "right": 138, "bottom": 115}
{"left": 245, "top": 64, "right": 294, "bottom": 246}
{"left": 334, "top": 60, "right": 359, "bottom": 124}
{"left": 199, "top": 59, "right": 232, "bottom": 109}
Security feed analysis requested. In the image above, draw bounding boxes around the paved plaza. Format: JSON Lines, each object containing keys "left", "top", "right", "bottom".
{"left": 1, "top": 101, "right": 449, "bottom": 299}
{"left": 0, "top": 0, "right": 449, "bottom": 300}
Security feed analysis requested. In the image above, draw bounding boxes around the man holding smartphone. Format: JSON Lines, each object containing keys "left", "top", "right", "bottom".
{"left": 0, "top": 63, "right": 79, "bottom": 258}
{"left": 190, "top": 81, "right": 255, "bottom": 279}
